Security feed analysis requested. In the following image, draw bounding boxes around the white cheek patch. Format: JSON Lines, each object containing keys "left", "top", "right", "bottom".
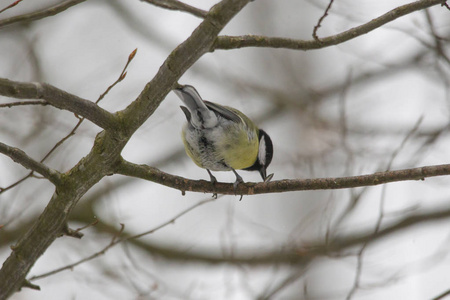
{"left": 258, "top": 135, "right": 266, "bottom": 166}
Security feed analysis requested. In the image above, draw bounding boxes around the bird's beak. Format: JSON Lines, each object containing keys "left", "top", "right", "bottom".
{"left": 259, "top": 168, "right": 274, "bottom": 182}
{"left": 259, "top": 168, "right": 266, "bottom": 181}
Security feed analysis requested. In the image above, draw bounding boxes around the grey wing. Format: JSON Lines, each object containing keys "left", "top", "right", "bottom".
{"left": 204, "top": 101, "right": 241, "bottom": 123}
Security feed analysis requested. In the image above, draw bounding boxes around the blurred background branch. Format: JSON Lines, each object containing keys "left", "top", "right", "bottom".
{"left": 0, "top": 0, "right": 87, "bottom": 28}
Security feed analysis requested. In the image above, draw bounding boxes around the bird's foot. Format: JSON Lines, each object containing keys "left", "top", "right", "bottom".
{"left": 207, "top": 169, "right": 218, "bottom": 198}
{"left": 232, "top": 169, "right": 244, "bottom": 200}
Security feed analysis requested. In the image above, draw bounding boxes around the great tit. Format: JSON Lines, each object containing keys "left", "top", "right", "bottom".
{"left": 174, "top": 85, "right": 274, "bottom": 191}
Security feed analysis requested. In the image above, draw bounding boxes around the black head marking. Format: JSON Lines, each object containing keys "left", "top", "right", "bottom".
{"left": 244, "top": 129, "right": 273, "bottom": 181}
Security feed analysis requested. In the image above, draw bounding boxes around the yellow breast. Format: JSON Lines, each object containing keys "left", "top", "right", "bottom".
{"left": 218, "top": 124, "right": 258, "bottom": 170}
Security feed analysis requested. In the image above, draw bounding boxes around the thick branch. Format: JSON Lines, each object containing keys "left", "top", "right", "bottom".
{"left": 0, "top": 142, "right": 61, "bottom": 186}
{"left": 0, "top": 130, "right": 123, "bottom": 299}
{"left": 213, "top": 0, "right": 447, "bottom": 51}
{"left": 0, "top": 1, "right": 252, "bottom": 298}
{"left": 116, "top": 159, "right": 450, "bottom": 195}
{"left": 0, "top": 78, "right": 117, "bottom": 130}
{"left": 119, "top": 0, "right": 252, "bottom": 134}
{"left": 0, "top": 0, "right": 87, "bottom": 28}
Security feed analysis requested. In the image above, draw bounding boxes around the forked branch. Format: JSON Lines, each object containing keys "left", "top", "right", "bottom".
{"left": 213, "top": 0, "right": 447, "bottom": 51}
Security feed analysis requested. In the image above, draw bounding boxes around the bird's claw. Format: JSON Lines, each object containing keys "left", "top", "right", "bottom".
{"left": 232, "top": 177, "right": 244, "bottom": 193}
{"left": 233, "top": 179, "right": 244, "bottom": 201}
{"left": 232, "top": 169, "right": 244, "bottom": 200}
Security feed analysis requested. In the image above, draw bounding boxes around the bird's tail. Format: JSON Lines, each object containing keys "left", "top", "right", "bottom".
{"left": 174, "top": 85, "right": 218, "bottom": 128}
{"left": 174, "top": 85, "right": 208, "bottom": 111}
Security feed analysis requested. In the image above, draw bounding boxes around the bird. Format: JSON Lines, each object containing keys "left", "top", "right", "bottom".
{"left": 174, "top": 84, "right": 273, "bottom": 193}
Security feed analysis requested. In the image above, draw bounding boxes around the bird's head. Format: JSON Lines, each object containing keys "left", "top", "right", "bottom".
{"left": 245, "top": 129, "right": 274, "bottom": 182}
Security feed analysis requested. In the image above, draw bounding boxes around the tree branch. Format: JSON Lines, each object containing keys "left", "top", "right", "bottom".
{"left": 115, "top": 159, "right": 450, "bottom": 196}
{"left": 0, "top": 0, "right": 23, "bottom": 15}
{"left": 0, "top": 100, "right": 48, "bottom": 108}
{"left": 0, "top": 0, "right": 87, "bottom": 28}
{"left": 0, "top": 1, "right": 252, "bottom": 298}
{"left": 0, "top": 142, "right": 61, "bottom": 186}
{"left": 432, "top": 288, "right": 450, "bottom": 300}
{"left": 213, "top": 0, "right": 447, "bottom": 51}
{"left": 312, "top": 0, "right": 334, "bottom": 40}
{"left": 0, "top": 78, "right": 117, "bottom": 130}
{"left": 119, "top": 0, "right": 252, "bottom": 134}
{"left": 141, "top": 0, "right": 207, "bottom": 18}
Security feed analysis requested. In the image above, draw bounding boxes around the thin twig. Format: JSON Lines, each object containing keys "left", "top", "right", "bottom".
{"left": 345, "top": 118, "right": 423, "bottom": 300}
{"left": 96, "top": 48, "right": 137, "bottom": 104}
{"left": 424, "top": 9, "right": 450, "bottom": 64}
{"left": 0, "top": 172, "right": 32, "bottom": 193}
{"left": 432, "top": 288, "right": 450, "bottom": 300}
{"left": 38, "top": 115, "right": 84, "bottom": 163}
{"left": 74, "top": 218, "right": 99, "bottom": 233}
{"left": 0, "top": 0, "right": 87, "bottom": 28}
{"left": 141, "top": 0, "right": 207, "bottom": 18}
{"left": 29, "top": 197, "right": 215, "bottom": 281}
{"left": 312, "top": 0, "right": 335, "bottom": 40}
{"left": 0, "top": 100, "right": 48, "bottom": 108}
{"left": 42, "top": 48, "right": 137, "bottom": 161}
{"left": 62, "top": 218, "right": 99, "bottom": 239}
{"left": 258, "top": 268, "right": 310, "bottom": 300}
{"left": 29, "top": 224, "right": 126, "bottom": 281}
{"left": 0, "top": 0, "right": 23, "bottom": 15}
